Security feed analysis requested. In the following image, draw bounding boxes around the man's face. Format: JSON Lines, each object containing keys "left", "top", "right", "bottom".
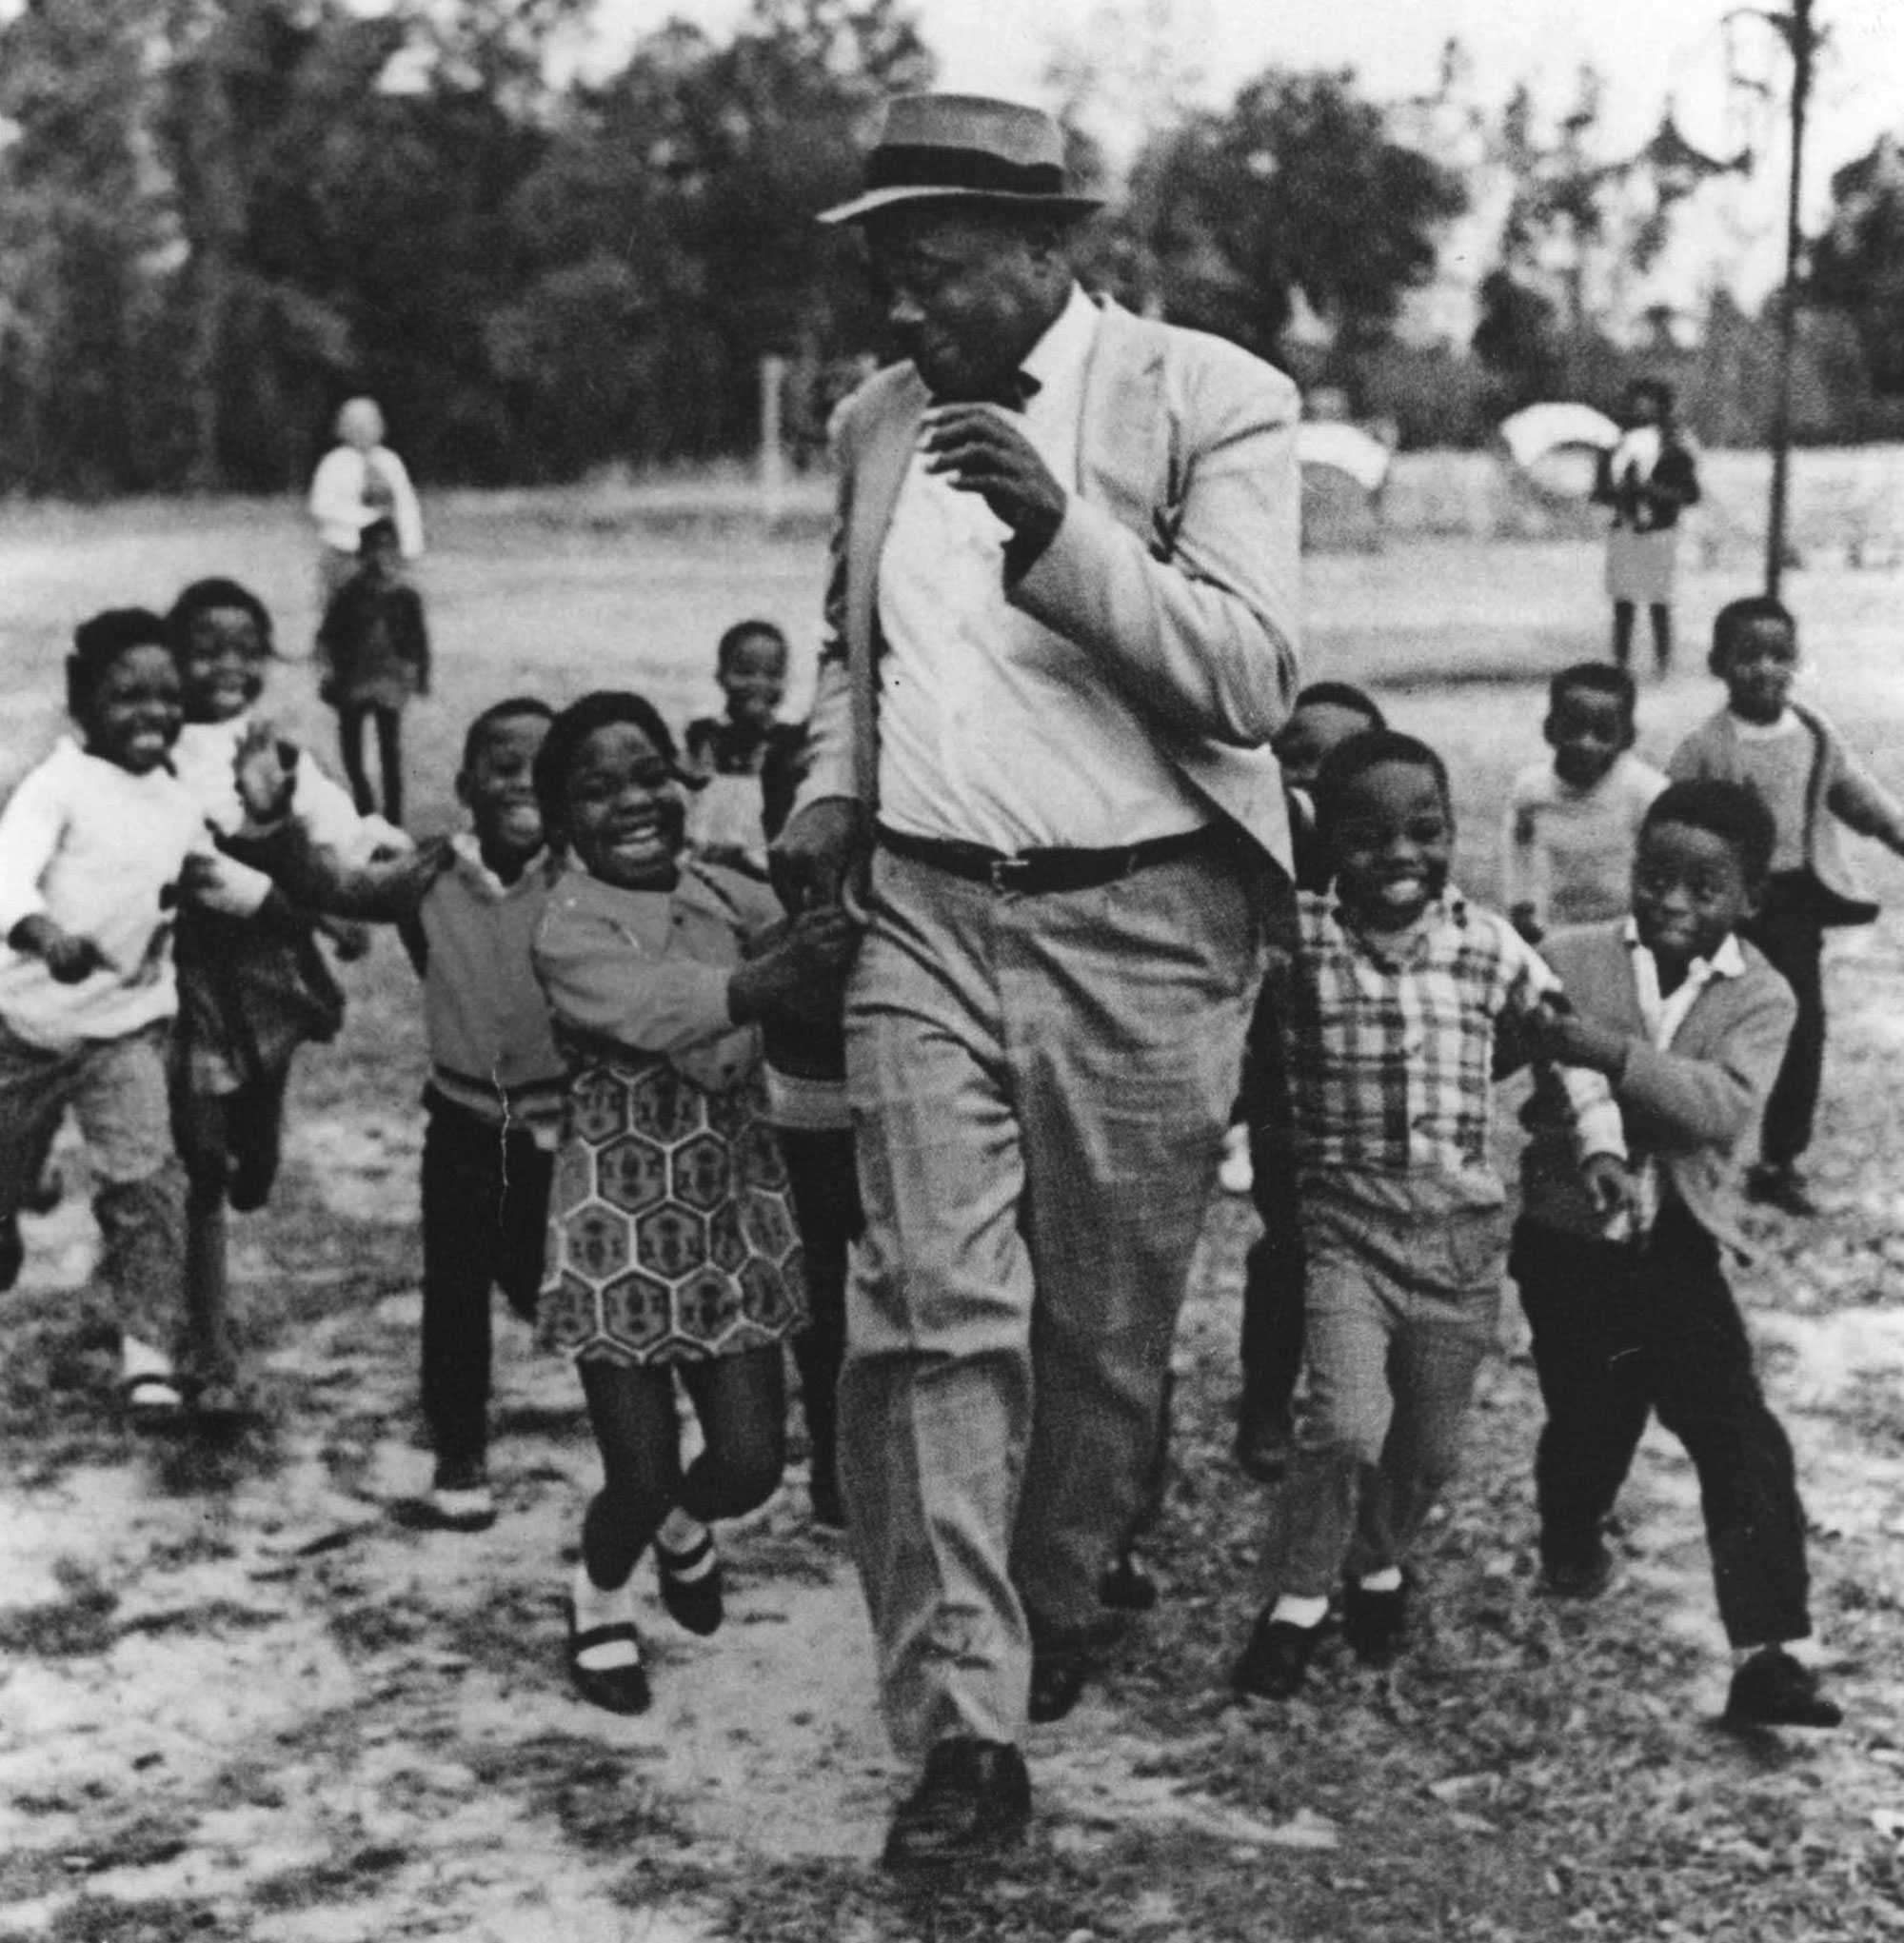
{"left": 863, "top": 207, "right": 1061, "bottom": 402}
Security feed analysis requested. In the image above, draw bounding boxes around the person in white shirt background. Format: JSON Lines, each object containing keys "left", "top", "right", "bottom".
{"left": 307, "top": 395, "right": 425, "bottom": 609}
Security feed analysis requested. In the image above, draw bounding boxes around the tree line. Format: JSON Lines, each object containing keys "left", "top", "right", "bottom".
{"left": 1, "top": 0, "right": 1898, "bottom": 499}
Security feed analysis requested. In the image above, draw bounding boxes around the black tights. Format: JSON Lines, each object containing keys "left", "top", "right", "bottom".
{"left": 578, "top": 1348, "right": 786, "bottom": 1591}
{"left": 1612, "top": 600, "right": 1673, "bottom": 675}
{"left": 338, "top": 703, "right": 405, "bottom": 824}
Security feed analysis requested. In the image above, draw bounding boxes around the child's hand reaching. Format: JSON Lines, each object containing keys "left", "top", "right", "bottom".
{"left": 10, "top": 915, "right": 109, "bottom": 983}
{"left": 1525, "top": 993, "right": 1631, "bottom": 1080}
{"left": 1508, "top": 902, "right": 1544, "bottom": 946}
{"left": 233, "top": 720, "right": 297, "bottom": 824}
{"left": 730, "top": 906, "right": 863, "bottom": 1021}
{"left": 1581, "top": 1152, "right": 1636, "bottom": 1238}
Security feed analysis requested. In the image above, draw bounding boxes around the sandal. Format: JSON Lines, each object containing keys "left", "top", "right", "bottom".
{"left": 122, "top": 1374, "right": 187, "bottom": 1432}
{"left": 565, "top": 1599, "right": 650, "bottom": 1715}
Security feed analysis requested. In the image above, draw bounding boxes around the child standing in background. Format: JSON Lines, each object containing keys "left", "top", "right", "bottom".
{"left": 683, "top": 621, "right": 803, "bottom": 878}
{"left": 1668, "top": 597, "right": 1904, "bottom": 1215}
{"left": 1504, "top": 664, "right": 1666, "bottom": 946}
{"left": 243, "top": 698, "right": 564, "bottom": 1531}
{"left": 167, "top": 578, "right": 395, "bottom": 1418}
{"left": 0, "top": 612, "right": 245, "bottom": 1422}
{"left": 1517, "top": 781, "right": 1840, "bottom": 1729}
{"left": 1593, "top": 379, "right": 1700, "bottom": 676}
{"left": 317, "top": 517, "right": 430, "bottom": 825}
{"left": 531, "top": 692, "right": 858, "bottom": 1714}
{"left": 1231, "top": 732, "right": 1630, "bottom": 1701}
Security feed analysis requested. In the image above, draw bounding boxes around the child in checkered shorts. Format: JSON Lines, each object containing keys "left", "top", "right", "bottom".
{"left": 1232, "top": 730, "right": 1632, "bottom": 1701}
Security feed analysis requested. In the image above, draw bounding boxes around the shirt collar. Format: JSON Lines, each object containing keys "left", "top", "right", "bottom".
{"left": 1622, "top": 917, "right": 1746, "bottom": 981}
{"left": 1334, "top": 887, "right": 1464, "bottom": 968}
{"left": 1019, "top": 284, "right": 1099, "bottom": 404}
{"left": 450, "top": 830, "right": 548, "bottom": 896}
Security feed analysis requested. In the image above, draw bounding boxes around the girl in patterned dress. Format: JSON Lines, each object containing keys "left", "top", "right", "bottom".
{"left": 531, "top": 691, "right": 859, "bottom": 1714}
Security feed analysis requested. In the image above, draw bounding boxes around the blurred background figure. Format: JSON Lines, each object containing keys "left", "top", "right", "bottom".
{"left": 307, "top": 397, "right": 425, "bottom": 610}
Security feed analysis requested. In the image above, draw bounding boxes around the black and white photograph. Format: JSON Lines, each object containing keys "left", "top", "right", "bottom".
{"left": 3, "top": 0, "right": 1903, "bottom": 1935}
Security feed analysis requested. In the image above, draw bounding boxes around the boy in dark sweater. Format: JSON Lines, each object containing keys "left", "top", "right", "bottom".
{"left": 1517, "top": 779, "right": 1840, "bottom": 1729}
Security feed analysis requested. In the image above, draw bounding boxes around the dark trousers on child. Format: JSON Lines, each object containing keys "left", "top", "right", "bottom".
{"left": 1513, "top": 1203, "right": 1812, "bottom": 1648}
{"left": 420, "top": 1088, "right": 553, "bottom": 1470}
{"left": 1240, "top": 974, "right": 1305, "bottom": 1419}
{"left": 1740, "top": 874, "right": 1827, "bottom": 1171}
{"left": 777, "top": 1123, "right": 861, "bottom": 1508}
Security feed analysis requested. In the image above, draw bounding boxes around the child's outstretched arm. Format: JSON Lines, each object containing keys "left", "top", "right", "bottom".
{"left": 534, "top": 902, "right": 858, "bottom": 1057}
{"left": 1821, "top": 731, "right": 1904, "bottom": 858}
{"left": 1527, "top": 980, "right": 1795, "bottom": 1153}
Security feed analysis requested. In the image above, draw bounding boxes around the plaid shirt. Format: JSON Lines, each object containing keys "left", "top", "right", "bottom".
{"left": 1279, "top": 887, "right": 1623, "bottom": 1205}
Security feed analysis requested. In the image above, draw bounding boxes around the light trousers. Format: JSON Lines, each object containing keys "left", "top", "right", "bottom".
{"left": 839, "top": 840, "right": 1262, "bottom": 1755}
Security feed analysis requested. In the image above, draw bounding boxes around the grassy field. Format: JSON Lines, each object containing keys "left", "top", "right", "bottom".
{"left": 3, "top": 493, "right": 1904, "bottom": 1941}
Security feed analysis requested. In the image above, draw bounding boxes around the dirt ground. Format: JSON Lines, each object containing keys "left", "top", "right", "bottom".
{"left": 2, "top": 503, "right": 1903, "bottom": 1941}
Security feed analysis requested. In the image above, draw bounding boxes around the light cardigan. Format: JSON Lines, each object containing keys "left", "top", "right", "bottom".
{"left": 1519, "top": 919, "right": 1795, "bottom": 1259}
{"left": 1668, "top": 702, "right": 1904, "bottom": 922}
{"left": 307, "top": 444, "right": 425, "bottom": 558}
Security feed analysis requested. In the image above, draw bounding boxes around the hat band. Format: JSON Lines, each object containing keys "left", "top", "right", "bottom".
{"left": 865, "top": 143, "right": 1067, "bottom": 200}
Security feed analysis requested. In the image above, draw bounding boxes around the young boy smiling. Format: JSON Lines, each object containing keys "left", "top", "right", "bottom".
{"left": 1515, "top": 780, "right": 1840, "bottom": 1729}
{"left": 1233, "top": 732, "right": 1629, "bottom": 1700}
{"left": 1504, "top": 663, "right": 1665, "bottom": 945}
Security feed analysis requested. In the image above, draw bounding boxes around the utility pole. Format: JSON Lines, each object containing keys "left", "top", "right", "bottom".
{"left": 1762, "top": 0, "right": 1817, "bottom": 597}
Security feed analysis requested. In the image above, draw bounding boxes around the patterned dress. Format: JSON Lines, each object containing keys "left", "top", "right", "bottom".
{"left": 533, "top": 862, "right": 807, "bottom": 1365}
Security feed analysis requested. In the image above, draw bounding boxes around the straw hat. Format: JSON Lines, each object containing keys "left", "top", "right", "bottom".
{"left": 819, "top": 93, "right": 1102, "bottom": 228}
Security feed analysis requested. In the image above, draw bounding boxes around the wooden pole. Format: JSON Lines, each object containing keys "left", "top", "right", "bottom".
{"left": 1764, "top": 0, "right": 1815, "bottom": 597}
{"left": 759, "top": 354, "right": 787, "bottom": 528}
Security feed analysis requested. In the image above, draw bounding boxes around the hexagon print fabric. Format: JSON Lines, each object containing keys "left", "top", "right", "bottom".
{"left": 540, "top": 1054, "right": 807, "bottom": 1364}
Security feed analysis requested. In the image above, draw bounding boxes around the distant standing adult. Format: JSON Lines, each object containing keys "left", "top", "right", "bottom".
{"left": 772, "top": 94, "right": 1301, "bottom": 1870}
{"left": 1593, "top": 378, "right": 1700, "bottom": 677}
{"left": 307, "top": 397, "right": 425, "bottom": 609}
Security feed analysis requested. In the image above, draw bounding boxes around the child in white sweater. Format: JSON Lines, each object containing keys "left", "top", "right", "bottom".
{"left": 0, "top": 611, "right": 251, "bottom": 1423}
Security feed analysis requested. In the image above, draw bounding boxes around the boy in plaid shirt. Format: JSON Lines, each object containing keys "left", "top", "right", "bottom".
{"left": 1234, "top": 731, "right": 1631, "bottom": 1700}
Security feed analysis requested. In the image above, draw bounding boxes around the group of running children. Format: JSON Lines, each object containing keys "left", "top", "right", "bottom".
{"left": 1, "top": 582, "right": 1893, "bottom": 1735}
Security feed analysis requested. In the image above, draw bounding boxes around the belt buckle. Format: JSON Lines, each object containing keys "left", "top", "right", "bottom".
{"left": 988, "top": 852, "right": 1032, "bottom": 893}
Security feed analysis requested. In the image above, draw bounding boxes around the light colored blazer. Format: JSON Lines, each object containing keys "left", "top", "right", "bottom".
{"left": 1519, "top": 920, "right": 1795, "bottom": 1259}
{"left": 795, "top": 296, "right": 1303, "bottom": 867}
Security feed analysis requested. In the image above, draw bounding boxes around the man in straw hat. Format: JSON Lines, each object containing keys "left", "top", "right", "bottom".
{"left": 771, "top": 92, "right": 1301, "bottom": 1868}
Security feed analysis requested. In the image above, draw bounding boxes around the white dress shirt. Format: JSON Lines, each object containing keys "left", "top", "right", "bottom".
{"left": 875, "top": 285, "right": 1207, "bottom": 851}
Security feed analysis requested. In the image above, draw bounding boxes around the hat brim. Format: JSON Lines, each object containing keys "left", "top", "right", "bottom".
{"left": 818, "top": 184, "right": 1103, "bottom": 227}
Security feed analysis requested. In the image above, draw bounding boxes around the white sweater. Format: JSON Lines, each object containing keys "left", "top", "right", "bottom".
{"left": 0, "top": 741, "right": 213, "bottom": 1048}
{"left": 307, "top": 445, "right": 425, "bottom": 558}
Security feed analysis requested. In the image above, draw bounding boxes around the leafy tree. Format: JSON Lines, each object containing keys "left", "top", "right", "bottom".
{"left": 1123, "top": 69, "right": 1467, "bottom": 362}
{"left": 1810, "top": 135, "right": 1904, "bottom": 395}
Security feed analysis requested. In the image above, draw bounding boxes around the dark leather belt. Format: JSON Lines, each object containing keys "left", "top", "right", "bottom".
{"left": 877, "top": 822, "right": 1213, "bottom": 894}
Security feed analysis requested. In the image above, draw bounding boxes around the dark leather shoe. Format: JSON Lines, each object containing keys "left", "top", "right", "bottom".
{"left": 882, "top": 1738, "right": 1031, "bottom": 1870}
{"left": 1341, "top": 1574, "right": 1410, "bottom": 1667}
{"left": 1233, "top": 1610, "right": 1321, "bottom": 1699}
{"left": 1234, "top": 1390, "right": 1295, "bottom": 1483}
{"left": 1098, "top": 1549, "right": 1159, "bottom": 1614}
{"left": 1723, "top": 1648, "right": 1843, "bottom": 1730}
{"left": 1745, "top": 1162, "right": 1818, "bottom": 1218}
{"left": 565, "top": 1600, "right": 651, "bottom": 1715}
{"left": 1027, "top": 1614, "right": 1124, "bottom": 1724}
{"left": 654, "top": 1529, "right": 724, "bottom": 1636}
{"left": 1541, "top": 1537, "right": 1614, "bottom": 1600}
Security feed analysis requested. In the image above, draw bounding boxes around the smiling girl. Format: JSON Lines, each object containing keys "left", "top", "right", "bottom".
{"left": 530, "top": 691, "right": 858, "bottom": 1714}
